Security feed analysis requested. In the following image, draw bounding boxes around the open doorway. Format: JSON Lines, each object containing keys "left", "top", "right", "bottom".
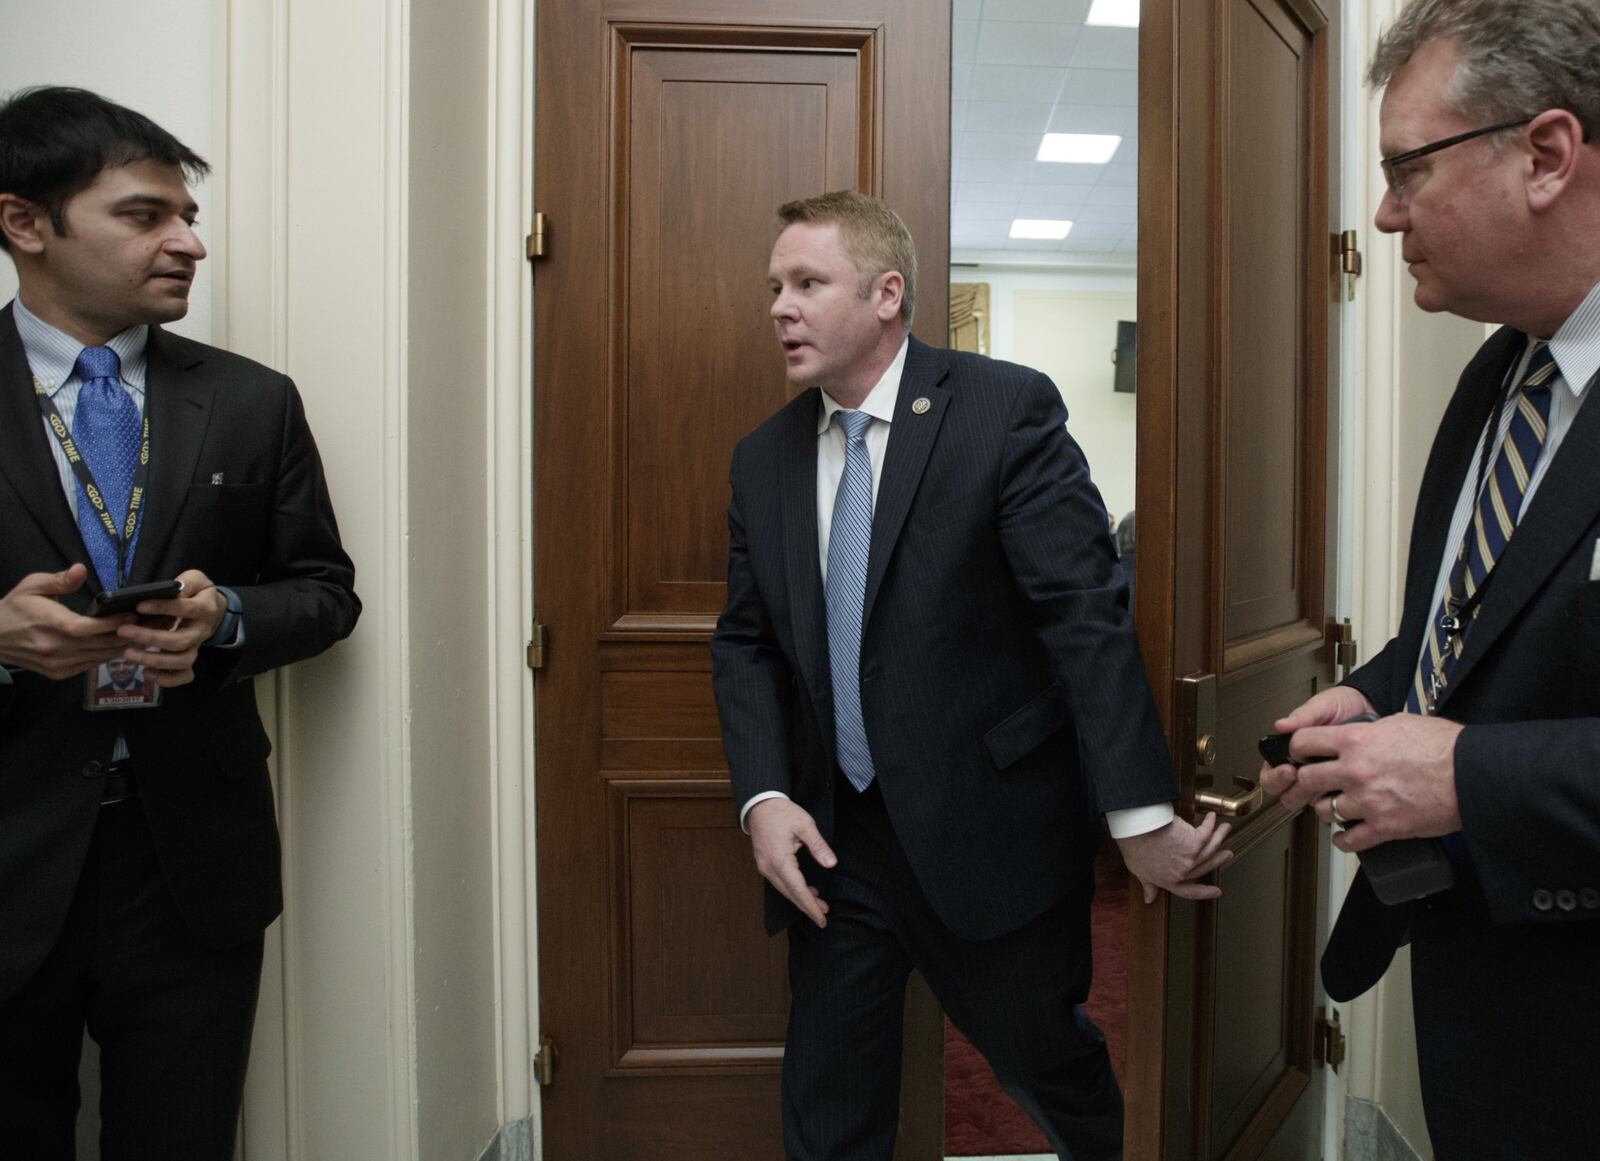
{"left": 945, "top": 1, "right": 1139, "bottom": 1154}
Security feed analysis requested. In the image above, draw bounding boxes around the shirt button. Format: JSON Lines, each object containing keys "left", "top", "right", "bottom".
{"left": 1532, "top": 889, "right": 1554, "bottom": 912}
{"left": 81, "top": 760, "right": 103, "bottom": 778}
{"left": 1556, "top": 889, "right": 1578, "bottom": 912}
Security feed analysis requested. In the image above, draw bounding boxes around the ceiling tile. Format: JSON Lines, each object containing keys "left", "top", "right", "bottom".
{"left": 1074, "top": 202, "right": 1136, "bottom": 224}
{"left": 1083, "top": 183, "right": 1136, "bottom": 205}
{"left": 957, "top": 157, "right": 1035, "bottom": 184}
{"left": 1059, "top": 68, "right": 1136, "bottom": 106}
{"left": 963, "top": 100, "right": 1055, "bottom": 133}
{"left": 968, "top": 64, "right": 1068, "bottom": 104}
{"left": 1046, "top": 104, "right": 1137, "bottom": 137}
{"left": 956, "top": 181, "right": 1026, "bottom": 204}
{"left": 954, "top": 20, "right": 980, "bottom": 64}
{"left": 985, "top": 0, "right": 1092, "bottom": 19}
{"left": 1098, "top": 163, "right": 1137, "bottom": 185}
{"left": 959, "top": 131, "right": 1046, "bottom": 161}
{"left": 1018, "top": 182, "right": 1092, "bottom": 206}
{"left": 1068, "top": 25, "right": 1137, "bottom": 69}
{"left": 975, "top": 20, "right": 1082, "bottom": 68}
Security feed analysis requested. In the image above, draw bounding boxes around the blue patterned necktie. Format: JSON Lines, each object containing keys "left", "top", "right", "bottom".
{"left": 826, "top": 410, "right": 877, "bottom": 792}
{"left": 70, "top": 346, "right": 142, "bottom": 591}
{"left": 1407, "top": 341, "right": 1557, "bottom": 715}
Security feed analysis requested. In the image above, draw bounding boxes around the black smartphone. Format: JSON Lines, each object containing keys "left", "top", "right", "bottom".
{"left": 86, "top": 579, "right": 184, "bottom": 617}
{"left": 1258, "top": 711, "right": 1377, "bottom": 767}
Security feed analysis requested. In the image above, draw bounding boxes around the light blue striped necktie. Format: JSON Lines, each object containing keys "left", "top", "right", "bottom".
{"left": 826, "top": 410, "right": 877, "bottom": 792}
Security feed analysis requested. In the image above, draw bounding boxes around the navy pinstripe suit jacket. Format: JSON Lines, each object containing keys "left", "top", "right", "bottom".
{"left": 711, "top": 337, "right": 1176, "bottom": 940}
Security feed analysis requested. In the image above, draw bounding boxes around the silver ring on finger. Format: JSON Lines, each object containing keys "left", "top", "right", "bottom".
{"left": 1329, "top": 794, "right": 1348, "bottom": 826}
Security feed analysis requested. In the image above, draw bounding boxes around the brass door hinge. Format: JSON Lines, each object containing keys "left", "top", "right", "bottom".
{"left": 526, "top": 211, "right": 548, "bottom": 261}
{"left": 1316, "top": 1007, "right": 1346, "bottom": 1072}
{"left": 534, "top": 1035, "right": 557, "bottom": 1085}
{"left": 1327, "top": 617, "right": 1357, "bottom": 676}
{"left": 1337, "top": 229, "right": 1363, "bottom": 301}
{"left": 526, "top": 623, "right": 548, "bottom": 670}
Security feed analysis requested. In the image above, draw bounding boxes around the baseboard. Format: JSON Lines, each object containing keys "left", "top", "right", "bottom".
{"left": 477, "top": 1118, "right": 535, "bottom": 1161}
{"left": 1345, "top": 1097, "right": 1428, "bottom": 1161}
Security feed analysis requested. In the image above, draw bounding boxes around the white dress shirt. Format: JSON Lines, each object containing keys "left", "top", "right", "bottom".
{"left": 740, "top": 338, "right": 1173, "bottom": 840}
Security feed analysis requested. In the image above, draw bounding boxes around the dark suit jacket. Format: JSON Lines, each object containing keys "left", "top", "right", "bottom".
{"left": 711, "top": 337, "right": 1175, "bottom": 941}
{"left": 0, "top": 304, "right": 359, "bottom": 999}
{"left": 1323, "top": 324, "right": 1600, "bottom": 1001}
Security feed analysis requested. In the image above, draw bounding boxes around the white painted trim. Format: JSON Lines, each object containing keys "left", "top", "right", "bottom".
{"left": 378, "top": 0, "right": 419, "bottom": 1154}
{"left": 223, "top": 0, "right": 294, "bottom": 1155}
{"left": 486, "top": 0, "right": 540, "bottom": 1134}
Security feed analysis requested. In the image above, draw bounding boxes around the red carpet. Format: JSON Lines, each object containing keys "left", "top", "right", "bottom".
{"left": 943, "top": 846, "right": 1130, "bottom": 1155}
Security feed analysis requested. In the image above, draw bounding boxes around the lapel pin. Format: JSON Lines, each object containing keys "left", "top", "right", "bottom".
{"left": 911, "top": 397, "right": 931, "bottom": 415}
{"left": 211, "top": 472, "right": 225, "bottom": 485}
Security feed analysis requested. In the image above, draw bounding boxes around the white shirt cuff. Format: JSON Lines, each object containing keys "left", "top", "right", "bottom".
{"left": 1106, "top": 803, "right": 1175, "bottom": 839}
{"left": 739, "top": 790, "right": 792, "bottom": 834}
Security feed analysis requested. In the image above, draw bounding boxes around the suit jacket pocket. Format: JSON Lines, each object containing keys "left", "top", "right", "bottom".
{"left": 983, "top": 683, "right": 1069, "bottom": 770}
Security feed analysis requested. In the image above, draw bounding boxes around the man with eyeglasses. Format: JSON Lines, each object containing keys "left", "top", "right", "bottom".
{"left": 1259, "top": 1, "right": 1600, "bottom": 1155}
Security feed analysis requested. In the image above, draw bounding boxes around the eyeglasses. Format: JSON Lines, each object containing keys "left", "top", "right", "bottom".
{"left": 1379, "top": 116, "right": 1533, "bottom": 201}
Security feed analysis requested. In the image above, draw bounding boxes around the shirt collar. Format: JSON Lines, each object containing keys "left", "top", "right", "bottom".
{"left": 11, "top": 296, "right": 149, "bottom": 398}
{"left": 816, "top": 337, "right": 910, "bottom": 435}
{"left": 1547, "top": 276, "right": 1600, "bottom": 398}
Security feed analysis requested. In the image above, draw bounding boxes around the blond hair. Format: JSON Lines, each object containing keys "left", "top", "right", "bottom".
{"left": 777, "top": 190, "right": 917, "bottom": 326}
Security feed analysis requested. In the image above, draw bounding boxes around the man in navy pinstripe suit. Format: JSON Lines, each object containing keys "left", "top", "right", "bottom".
{"left": 711, "top": 191, "right": 1231, "bottom": 1160}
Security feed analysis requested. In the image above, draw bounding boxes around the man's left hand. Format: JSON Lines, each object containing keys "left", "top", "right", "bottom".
{"left": 1117, "top": 812, "right": 1234, "bottom": 903}
{"left": 1278, "top": 712, "right": 1464, "bottom": 853}
{"left": 114, "top": 568, "right": 229, "bottom": 688}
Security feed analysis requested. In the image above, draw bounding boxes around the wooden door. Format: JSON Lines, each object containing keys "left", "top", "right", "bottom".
{"left": 1128, "top": 0, "right": 1342, "bottom": 1158}
{"left": 532, "top": 3, "right": 949, "bottom": 1157}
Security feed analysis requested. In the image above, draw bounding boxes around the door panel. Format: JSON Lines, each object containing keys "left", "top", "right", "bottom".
{"left": 1131, "top": 0, "right": 1340, "bottom": 1158}
{"left": 534, "top": 4, "right": 948, "bottom": 1156}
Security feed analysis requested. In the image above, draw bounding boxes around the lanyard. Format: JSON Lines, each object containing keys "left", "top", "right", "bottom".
{"left": 34, "top": 377, "right": 151, "bottom": 588}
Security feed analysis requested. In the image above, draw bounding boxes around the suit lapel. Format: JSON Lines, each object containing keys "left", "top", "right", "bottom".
{"left": 1440, "top": 346, "right": 1600, "bottom": 705}
{"left": 129, "top": 327, "right": 214, "bottom": 582}
{"left": 862, "top": 338, "right": 949, "bottom": 628}
{"left": 780, "top": 389, "right": 831, "bottom": 728}
{"left": 0, "top": 306, "right": 97, "bottom": 570}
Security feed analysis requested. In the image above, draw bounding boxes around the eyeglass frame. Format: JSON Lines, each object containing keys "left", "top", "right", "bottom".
{"left": 1379, "top": 116, "right": 1533, "bottom": 200}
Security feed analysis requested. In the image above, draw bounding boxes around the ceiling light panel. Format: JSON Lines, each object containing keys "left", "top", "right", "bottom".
{"left": 1085, "top": 0, "right": 1140, "bottom": 27}
{"left": 1036, "top": 133, "right": 1123, "bottom": 164}
{"left": 1009, "top": 219, "right": 1073, "bottom": 240}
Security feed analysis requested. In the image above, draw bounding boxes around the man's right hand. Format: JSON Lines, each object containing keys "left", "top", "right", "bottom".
{"left": 0, "top": 565, "right": 132, "bottom": 680}
{"left": 1258, "top": 685, "right": 1378, "bottom": 800}
{"left": 747, "top": 797, "right": 838, "bottom": 928}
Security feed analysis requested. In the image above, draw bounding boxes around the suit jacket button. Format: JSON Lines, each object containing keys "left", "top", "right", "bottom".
{"left": 81, "top": 760, "right": 103, "bottom": 778}
{"left": 1580, "top": 887, "right": 1600, "bottom": 910}
{"left": 1556, "top": 889, "right": 1578, "bottom": 912}
{"left": 1532, "top": 889, "right": 1554, "bottom": 912}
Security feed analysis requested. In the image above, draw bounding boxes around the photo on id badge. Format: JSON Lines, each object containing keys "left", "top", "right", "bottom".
{"left": 85, "top": 657, "right": 161, "bottom": 710}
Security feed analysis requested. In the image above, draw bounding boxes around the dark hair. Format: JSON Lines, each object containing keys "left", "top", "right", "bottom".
{"left": 0, "top": 86, "right": 209, "bottom": 253}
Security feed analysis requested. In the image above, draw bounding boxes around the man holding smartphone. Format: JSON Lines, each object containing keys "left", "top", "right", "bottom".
{"left": 0, "top": 87, "right": 359, "bottom": 1156}
{"left": 1261, "top": 2, "right": 1600, "bottom": 1154}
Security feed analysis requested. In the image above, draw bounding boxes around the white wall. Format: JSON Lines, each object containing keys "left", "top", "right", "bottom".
{"left": 0, "top": 0, "right": 215, "bottom": 341}
{"left": 953, "top": 265, "right": 1138, "bottom": 521}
